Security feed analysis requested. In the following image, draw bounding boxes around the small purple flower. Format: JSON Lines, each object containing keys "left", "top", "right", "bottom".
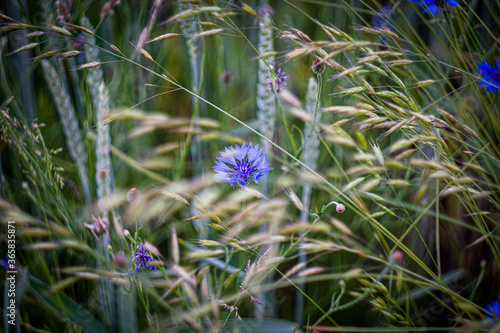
{"left": 73, "top": 34, "right": 85, "bottom": 62}
{"left": 485, "top": 300, "right": 500, "bottom": 327}
{"left": 477, "top": 59, "right": 500, "bottom": 93}
{"left": 268, "top": 68, "right": 289, "bottom": 92}
{"left": 409, "top": 0, "right": 458, "bottom": 14}
{"left": 133, "top": 243, "right": 157, "bottom": 273}
{"left": 213, "top": 142, "right": 272, "bottom": 188}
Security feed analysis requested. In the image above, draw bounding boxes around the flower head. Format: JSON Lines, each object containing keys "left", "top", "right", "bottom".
{"left": 372, "top": 5, "right": 392, "bottom": 31}
{"left": 311, "top": 58, "right": 326, "bottom": 75}
{"left": 409, "top": 0, "right": 458, "bottom": 14}
{"left": 390, "top": 250, "right": 404, "bottom": 264}
{"left": 127, "top": 187, "right": 140, "bottom": 203}
{"left": 133, "top": 243, "right": 157, "bottom": 273}
{"left": 477, "top": 59, "right": 500, "bottom": 93}
{"left": 268, "top": 68, "right": 289, "bottom": 92}
{"left": 213, "top": 142, "right": 272, "bottom": 188}
{"left": 335, "top": 203, "right": 346, "bottom": 214}
{"left": 222, "top": 71, "right": 232, "bottom": 84}
{"left": 485, "top": 300, "right": 500, "bottom": 327}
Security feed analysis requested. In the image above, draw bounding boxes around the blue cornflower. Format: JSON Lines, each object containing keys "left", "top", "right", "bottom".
{"left": 373, "top": 5, "right": 392, "bottom": 30}
{"left": 268, "top": 68, "right": 289, "bottom": 92}
{"left": 213, "top": 142, "right": 272, "bottom": 188}
{"left": 477, "top": 59, "right": 500, "bottom": 93}
{"left": 485, "top": 300, "right": 500, "bottom": 328}
{"left": 409, "top": 0, "right": 458, "bottom": 14}
{"left": 132, "top": 243, "right": 157, "bottom": 273}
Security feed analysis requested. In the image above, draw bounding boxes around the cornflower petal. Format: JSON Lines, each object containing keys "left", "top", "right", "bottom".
{"left": 409, "top": 0, "right": 458, "bottom": 14}
{"left": 247, "top": 144, "right": 261, "bottom": 162}
{"left": 477, "top": 59, "right": 500, "bottom": 93}
{"left": 484, "top": 300, "right": 500, "bottom": 327}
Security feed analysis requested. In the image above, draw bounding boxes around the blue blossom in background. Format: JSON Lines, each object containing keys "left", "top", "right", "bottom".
{"left": 372, "top": 5, "right": 392, "bottom": 31}
{"left": 485, "top": 300, "right": 500, "bottom": 327}
{"left": 409, "top": 0, "right": 458, "bottom": 14}
{"left": 213, "top": 142, "right": 272, "bottom": 188}
{"left": 73, "top": 34, "right": 85, "bottom": 62}
{"left": 133, "top": 243, "right": 157, "bottom": 273}
{"left": 268, "top": 68, "right": 289, "bottom": 92}
{"left": 372, "top": 5, "right": 392, "bottom": 43}
{"left": 477, "top": 59, "right": 500, "bottom": 93}
{"left": 1, "top": 257, "right": 15, "bottom": 272}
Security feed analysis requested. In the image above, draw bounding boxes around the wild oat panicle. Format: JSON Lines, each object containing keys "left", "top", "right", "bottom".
{"left": 135, "top": 0, "right": 162, "bottom": 54}
{"left": 40, "top": 59, "right": 90, "bottom": 202}
{"left": 100, "top": 0, "right": 121, "bottom": 19}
